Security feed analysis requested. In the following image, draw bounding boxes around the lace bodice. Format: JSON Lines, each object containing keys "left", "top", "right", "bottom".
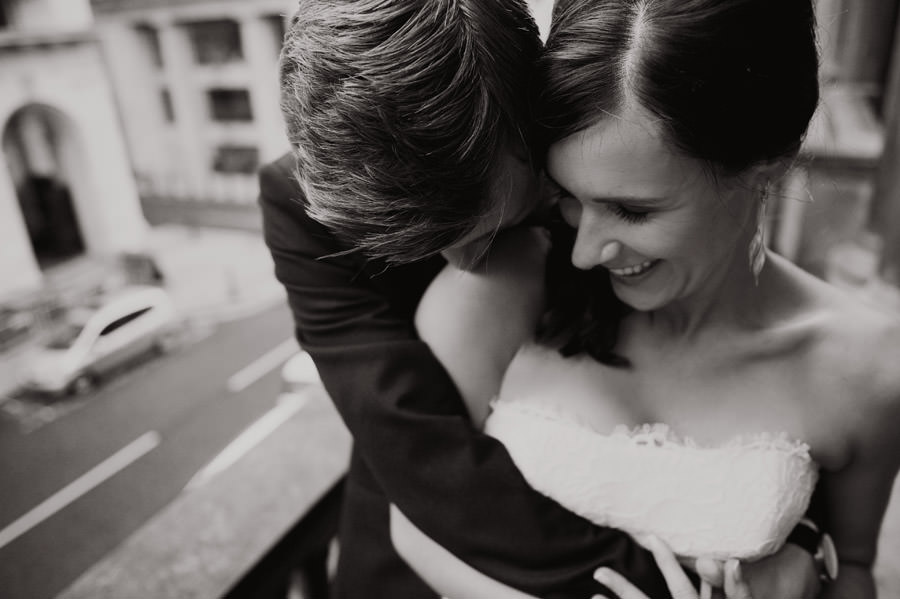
{"left": 484, "top": 397, "right": 819, "bottom": 560}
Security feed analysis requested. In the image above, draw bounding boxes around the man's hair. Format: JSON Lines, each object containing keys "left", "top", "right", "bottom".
{"left": 280, "top": 0, "right": 541, "bottom": 263}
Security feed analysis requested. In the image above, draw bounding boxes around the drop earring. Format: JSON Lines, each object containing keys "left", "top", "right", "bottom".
{"left": 748, "top": 184, "right": 768, "bottom": 285}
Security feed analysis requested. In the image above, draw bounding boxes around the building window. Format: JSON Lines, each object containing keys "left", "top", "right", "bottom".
{"left": 212, "top": 146, "right": 259, "bottom": 174}
{"left": 185, "top": 19, "right": 243, "bottom": 64}
{"left": 207, "top": 89, "right": 253, "bottom": 122}
{"left": 266, "top": 15, "right": 286, "bottom": 50}
{"left": 160, "top": 89, "right": 175, "bottom": 123}
{"left": 134, "top": 24, "right": 164, "bottom": 68}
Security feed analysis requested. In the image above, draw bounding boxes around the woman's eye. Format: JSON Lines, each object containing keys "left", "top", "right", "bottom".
{"left": 544, "top": 180, "right": 568, "bottom": 202}
{"left": 609, "top": 203, "right": 649, "bottom": 224}
{"left": 558, "top": 196, "right": 582, "bottom": 228}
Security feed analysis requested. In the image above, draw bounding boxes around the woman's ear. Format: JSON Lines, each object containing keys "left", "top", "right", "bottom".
{"left": 749, "top": 156, "right": 792, "bottom": 188}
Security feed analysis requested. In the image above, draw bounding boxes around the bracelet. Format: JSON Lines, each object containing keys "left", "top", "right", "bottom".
{"left": 786, "top": 518, "right": 839, "bottom": 584}
{"left": 786, "top": 518, "right": 820, "bottom": 554}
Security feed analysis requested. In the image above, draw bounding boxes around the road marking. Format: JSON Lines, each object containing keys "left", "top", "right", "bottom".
{"left": 226, "top": 338, "right": 298, "bottom": 393}
{"left": 0, "top": 431, "right": 161, "bottom": 550}
{"left": 185, "top": 393, "right": 308, "bottom": 490}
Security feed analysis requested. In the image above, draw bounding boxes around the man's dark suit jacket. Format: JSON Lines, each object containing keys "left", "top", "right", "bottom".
{"left": 259, "top": 152, "right": 668, "bottom": 598}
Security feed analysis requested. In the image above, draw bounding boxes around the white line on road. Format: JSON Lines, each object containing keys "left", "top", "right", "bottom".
{"left": 184, "top": 392, "right": 308, "bottom": 490}
{"left": 0, "top": 431, "right": 161, "bottom": 550}
{"left": 226, "top": 338, "right": 298, "bottom": 393}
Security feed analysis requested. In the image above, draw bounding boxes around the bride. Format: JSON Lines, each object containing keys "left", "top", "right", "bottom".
{"left": 391, "top": 0, "right": 900, "bottom": 598}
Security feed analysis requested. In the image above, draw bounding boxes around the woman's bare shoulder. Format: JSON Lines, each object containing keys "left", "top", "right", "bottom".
{"left": 414, "top": 227, "right": 552, "bottom": 423}
{"left": 417, "top": 227, "right": 549, "bottom": 325}
{"left": 813, "top": 284, "right": 900, "bottom": 381}
{"left": 805, "top": 283, "right": 900, "bottom": 449}
{"left": 771, "top": 259, "right": 900, "bottom": 412}
{"left": 767, "top": 280, "right": 899, "bottom": 476}
{"left": 778, "top": 259, "right": 898, "bottom": 371}
{"left": 848, "top": 310, "right": 900, "bottom": 422}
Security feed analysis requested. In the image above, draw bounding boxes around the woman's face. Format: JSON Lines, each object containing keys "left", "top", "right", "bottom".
{"left": 546, "top": 110, "right": 756, "bottom": 312}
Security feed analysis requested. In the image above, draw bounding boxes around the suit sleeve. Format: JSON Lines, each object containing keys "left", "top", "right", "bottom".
{"left": 258, "top": 159, "right": 668, "bottom": 599}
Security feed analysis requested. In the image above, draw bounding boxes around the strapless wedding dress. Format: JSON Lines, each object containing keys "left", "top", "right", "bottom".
{"left": 484, "top": 397, "right": 819, "bottom": 560}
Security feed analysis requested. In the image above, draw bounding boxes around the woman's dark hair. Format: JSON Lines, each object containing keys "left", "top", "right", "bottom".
{"left": 539, "top": 209, "right": 633, "bottom": 366}
{"left": 535, "top": 0, "right": 820, "bottom": 364}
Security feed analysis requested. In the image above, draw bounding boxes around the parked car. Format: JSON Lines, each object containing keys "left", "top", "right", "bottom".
{"left": 0, "top": 307, "right": 34, "bottom": 351}
{"left": 22, "top": 286, "right": 177, "bottom": 396}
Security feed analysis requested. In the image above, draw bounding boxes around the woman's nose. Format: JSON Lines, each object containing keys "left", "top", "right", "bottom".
{"left": 570, "top": 212, "right": 620, "bottom": 271}
{"left": 571, "top": 227, "right": 597, "bottom": 270}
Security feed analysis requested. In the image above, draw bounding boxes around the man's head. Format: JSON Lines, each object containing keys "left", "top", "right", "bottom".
{"left": 280, "top": 0, "right": 543, "bottom": 266}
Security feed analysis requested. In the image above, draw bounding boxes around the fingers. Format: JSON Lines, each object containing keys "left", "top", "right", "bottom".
{"left": 723, "top": 559, "right": 753, "bottom": 599}
{"left": 694, "top": 557, "right": 752, "bottom": 599}
{"left": 646, "top": 536, "right": 700, "bottom": 599}
{"left": 593, "top": 568, "right": 651, "bottom": 599}
{"left": 695, "top": 557, "right": 725, "bottom": 587}
{"left": 593, "top": 540, "right": 743, "bottom": 599}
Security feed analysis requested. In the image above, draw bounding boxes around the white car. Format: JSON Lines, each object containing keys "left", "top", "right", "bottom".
{"left": 22, "top": 286, "right": 177, "bottom": 396}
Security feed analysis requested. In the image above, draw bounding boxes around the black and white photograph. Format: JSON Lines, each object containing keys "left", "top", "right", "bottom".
{"left": 0, "top": 0, "right": 899, "bottom": 597}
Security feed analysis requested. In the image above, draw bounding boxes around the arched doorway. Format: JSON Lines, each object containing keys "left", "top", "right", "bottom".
{"left": 2, "top": 104, "right": 85, "bottom": 269}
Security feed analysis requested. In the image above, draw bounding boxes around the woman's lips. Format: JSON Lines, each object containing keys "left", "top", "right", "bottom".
{"left": 608, "top": 259, "right": 658, "bottom": 278}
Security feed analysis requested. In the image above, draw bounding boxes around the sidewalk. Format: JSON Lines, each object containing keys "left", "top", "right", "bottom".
{"left": 148, "top": 225, "right": 284, "bottom": 325}
{"left": 0, "top": 225, "right": 285, "bottom": 399}
{"left": 58, "top": 386, "right": 350, "bottom": 599}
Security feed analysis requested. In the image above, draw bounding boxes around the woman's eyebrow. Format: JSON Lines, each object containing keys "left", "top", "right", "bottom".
{"left": 545, "top": 172, "right": 661, "bottom": 206}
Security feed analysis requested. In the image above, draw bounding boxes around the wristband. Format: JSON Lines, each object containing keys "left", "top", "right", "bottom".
{"left": 786, "top": 517, "right": 839, "bottom": 584}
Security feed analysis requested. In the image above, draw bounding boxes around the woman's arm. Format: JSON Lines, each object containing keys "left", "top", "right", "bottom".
{"left": 819, "top": 347, "right": 900, "bottom": 599}
{"left": 818, "top": 447, "right": 899, "bottom": 599}
{"left": 415, "top": 227, "right": 550, "bottom": 427}
{"left": 818, "top": 459, "right": 891, "bottom": 599}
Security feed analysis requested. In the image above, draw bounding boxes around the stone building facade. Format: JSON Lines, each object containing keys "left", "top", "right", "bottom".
{"left": 0, "top": 0, "right": 146, "bottom": 302}
{"left": 90, "top": 0, "right": 292, "bottom": 205}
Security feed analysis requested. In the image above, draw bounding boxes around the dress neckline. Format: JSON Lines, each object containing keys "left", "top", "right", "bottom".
{"left": 489, "top": 398, "right": 814, "bottom": 460}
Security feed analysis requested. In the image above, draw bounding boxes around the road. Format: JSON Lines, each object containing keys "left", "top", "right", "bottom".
{"left": 0, "top": 304, "right": 297, "bottom": 599}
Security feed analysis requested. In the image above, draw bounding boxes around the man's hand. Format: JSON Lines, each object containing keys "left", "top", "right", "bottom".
{"left": 696, "top": 543, "right": 821, "bottom": 599}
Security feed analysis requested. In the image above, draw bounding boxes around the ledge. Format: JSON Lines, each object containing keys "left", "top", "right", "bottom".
{"left": 57, "top": 386, "right": 351, "bottom": 599}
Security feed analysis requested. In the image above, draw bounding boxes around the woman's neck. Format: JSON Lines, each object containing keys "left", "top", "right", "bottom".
{"left": 643, "top": 247, "right": 774, "bottom": 344}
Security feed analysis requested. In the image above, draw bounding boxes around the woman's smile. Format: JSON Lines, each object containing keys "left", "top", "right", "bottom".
{"left": 547, "top": 109, "right": 759, "bottom": 313}
{"left": 608, "top": 259, "right": 660, "bottom": 279}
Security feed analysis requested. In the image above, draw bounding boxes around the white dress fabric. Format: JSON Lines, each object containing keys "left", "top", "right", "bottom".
{"left": 484, "top": 397, "right": 819, "bottom": 561}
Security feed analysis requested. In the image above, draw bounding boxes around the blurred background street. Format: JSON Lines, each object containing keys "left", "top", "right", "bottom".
{"left": 0, "top": 303, "right": 297, "bottom": 598}
{"left": 0, "top": 0, "right": 899, "bottom": 598}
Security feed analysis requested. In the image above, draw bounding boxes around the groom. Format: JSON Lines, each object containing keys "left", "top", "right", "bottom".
{"left": 262, "top": 1, "right": 824, "bottom": 597}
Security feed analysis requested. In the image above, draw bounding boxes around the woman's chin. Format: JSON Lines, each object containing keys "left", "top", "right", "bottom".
{"left": 610, "top": 269, "right": 671, "bottom": 311}
{"left": 615, "top": 293, "right": 665, "bottom": 312}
